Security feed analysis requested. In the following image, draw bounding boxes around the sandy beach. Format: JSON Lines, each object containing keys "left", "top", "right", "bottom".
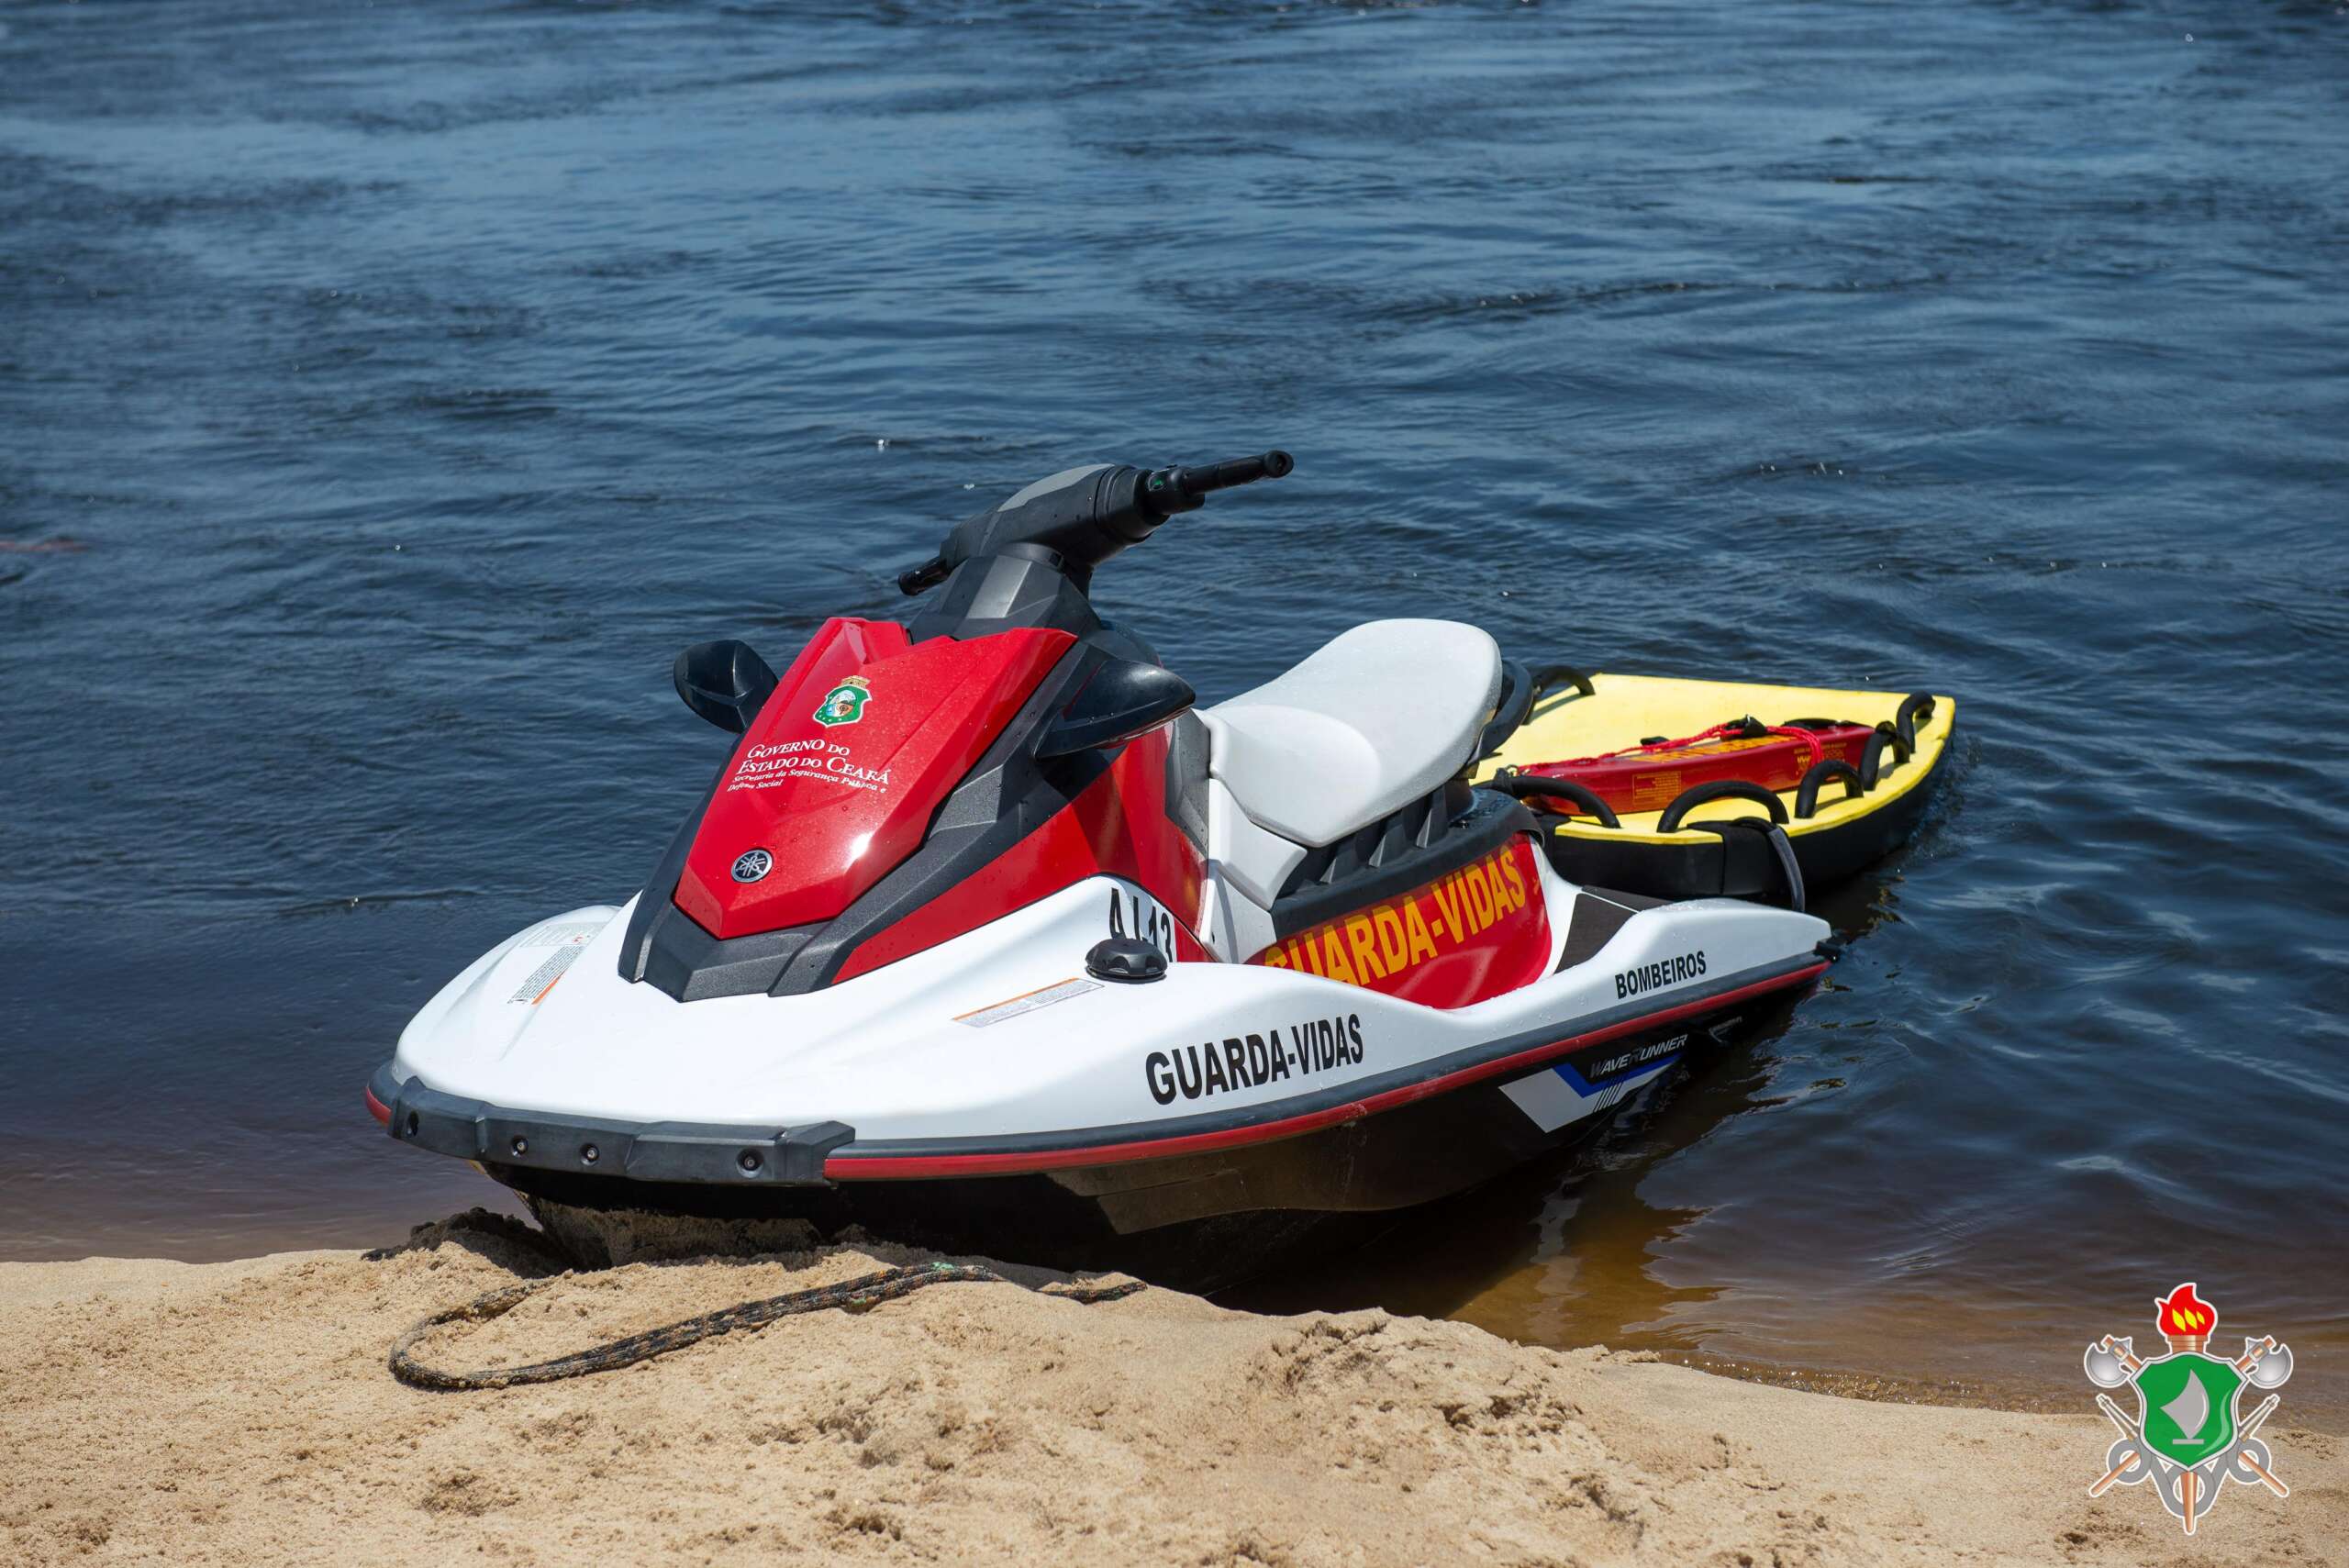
{"left": 2, "top": 1213, "right": 2336, "bottom": 1567}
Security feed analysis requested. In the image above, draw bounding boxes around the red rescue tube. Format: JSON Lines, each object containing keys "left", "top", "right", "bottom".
{"left": 1510, "top": 720, "right": 1876, "bottom": 817}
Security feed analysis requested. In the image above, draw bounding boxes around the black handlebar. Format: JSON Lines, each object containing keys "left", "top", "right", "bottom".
{"left": 896, "top": 556, "right": 954, "bottom": 595}
{"left": 1139, "top": 450, "right": 1295, "bottom": 517}
{"left": 897, "top": 448, "right": 1294, "bottom": 596}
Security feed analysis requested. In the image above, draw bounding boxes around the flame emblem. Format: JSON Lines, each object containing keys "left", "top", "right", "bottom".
{"left": 2158, "top": 1283, "right": 2217, "bottom": 1338}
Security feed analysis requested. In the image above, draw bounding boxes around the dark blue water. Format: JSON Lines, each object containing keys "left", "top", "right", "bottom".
{"left": 5, "top": 0, "right": 2344, "bottom": 1418}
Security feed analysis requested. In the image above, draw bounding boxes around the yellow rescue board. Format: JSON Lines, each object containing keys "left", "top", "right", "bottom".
{"left": 1476, "top": 673, "right": 1955, "bottom": 848}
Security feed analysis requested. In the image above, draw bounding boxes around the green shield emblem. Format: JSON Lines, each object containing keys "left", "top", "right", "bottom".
{"left": 2133, "top": 1353, "right": 2241, "bottom": 1467}
{"left": 813, "top": 679, "right": 870, "bottom": 728}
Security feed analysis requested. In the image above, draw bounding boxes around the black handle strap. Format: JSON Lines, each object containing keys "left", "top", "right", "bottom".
{"left": 1486, "top": 773, "right": 1620, "bottom": 828}
{"left": 1475, "top": 660, "right": 1538, "bottom": 760}
{"left": 1477, "top": 661, "right": 1598, "bottom": 760}
{"left": 1794, "top": 760, "right": 1865, "bottom": 820}
{"left": 1529, "top": 662, "right": 1597, "bottom": 701}
{"left": 1860, "top": 725, "right": 1913, "bottom": 789}
{"left": 1894, "top": 693, "right": 1936, "bottom": 751}
{"left": 1657, "top": 779, "right": 1789, "bottom": 832}
{"left": 1687, "top": 818, "right": 1807, "bottom": 913}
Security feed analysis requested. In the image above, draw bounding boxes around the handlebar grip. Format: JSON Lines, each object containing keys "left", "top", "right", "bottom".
{"left": 1183, "top": 450, "right": 1294, "bottom": 495}
{"left": 897, "top": 557, "right": 952, "bottom": 595}
{"left": 1141, "top": 450, "right": 1295, "bottom": 517}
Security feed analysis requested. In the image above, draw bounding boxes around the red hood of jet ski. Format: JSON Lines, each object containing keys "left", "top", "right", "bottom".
{"left": 674, "top": 617, "right": 1074, "bottom": 939}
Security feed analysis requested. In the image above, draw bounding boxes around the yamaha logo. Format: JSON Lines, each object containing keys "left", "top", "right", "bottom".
{"left": 730, "top": 849, "right": 774, "bottom": 884}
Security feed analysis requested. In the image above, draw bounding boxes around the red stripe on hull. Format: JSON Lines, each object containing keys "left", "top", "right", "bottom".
{"left": 364, "top": 1083, "right": 392, "bottom": 1125}
{"left": 825, "top": 963, "right": 1827, "bottom": 1180}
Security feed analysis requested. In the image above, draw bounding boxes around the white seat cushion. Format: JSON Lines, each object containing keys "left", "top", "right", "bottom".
{"left": 1201, "top": 619, "right": 1502, "bottom": 848}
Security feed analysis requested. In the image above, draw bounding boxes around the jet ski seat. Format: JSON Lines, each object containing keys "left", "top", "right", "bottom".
{"left": 1200, "top": 619, "right": 1504, "bottom": 849}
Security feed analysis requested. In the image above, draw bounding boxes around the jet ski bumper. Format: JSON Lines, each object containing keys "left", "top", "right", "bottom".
{"left": 366, "top": 1062, "right": 854, "bottom": 1187}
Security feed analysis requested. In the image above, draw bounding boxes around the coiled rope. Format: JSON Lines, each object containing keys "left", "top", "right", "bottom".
{"left": 389, "top": 1260, "right": 1144, "bottom": 1391}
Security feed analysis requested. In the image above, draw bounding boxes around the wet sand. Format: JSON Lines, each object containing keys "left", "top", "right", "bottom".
{"left": 3, "top": 1214, "right": 2339, "bottom": 1566}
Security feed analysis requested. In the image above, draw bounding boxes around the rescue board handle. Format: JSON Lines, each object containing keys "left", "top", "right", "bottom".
{"left": 1684, "top": 819, "right": 1807, "bottom": 912}
{"left": 1795, "top": 760, "right": 1865, "bottom": 820}
{"left": 1486, "top": 773, "right": 1620, "bottom": 828}
{"left": 1529, "top": 662, "right": 1597, "bottom": 701}
{"left": 1475, "top": 661, "right": 1596, "bottom": 760}
{"left": 1894, "top": 693, "right": 1936, "bottom": 751}
{"left": 1860, "top": 726, "right": 1913, "bottom": 789}
{"left": 1657, "top": 780, "right": 1789, "bottom": 833}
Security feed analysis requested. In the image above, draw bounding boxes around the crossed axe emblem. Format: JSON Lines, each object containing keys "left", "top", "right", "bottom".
{"left": 2082, "top": 1333, "right": 2293, "bottom": 1534}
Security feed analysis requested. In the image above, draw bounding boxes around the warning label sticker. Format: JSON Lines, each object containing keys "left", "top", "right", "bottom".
{"left": 955, "top": 977, "right": 1100, "bottom": 1029}
{"left": 520, "top": 921, "right": 605, "bottom": 950}
{"left": 507, "top": 941, "right": 586, "bottom": 1005}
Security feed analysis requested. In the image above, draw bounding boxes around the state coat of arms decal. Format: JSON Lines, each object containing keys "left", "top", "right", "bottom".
{"left": 2082, "top": 1283, "right": 2294, "bottom": 1534}
{"left": 813, "top": 675, "right": 872, "bottom": 728}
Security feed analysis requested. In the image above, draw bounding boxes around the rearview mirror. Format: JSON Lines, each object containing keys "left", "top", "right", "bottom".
{"left": 1036, "top": 658, "right": 1195, "bottom": 758}
{"left": 674, "top": 640, "right": 779, "bottom": 734}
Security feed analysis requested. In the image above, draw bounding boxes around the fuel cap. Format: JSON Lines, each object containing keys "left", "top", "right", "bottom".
{"left": 1085, "top": 937, "right": 1167, "bottom": 984}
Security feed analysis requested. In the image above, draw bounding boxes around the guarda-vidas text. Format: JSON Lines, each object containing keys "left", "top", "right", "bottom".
{"left": 1145, "top": 1014, "right": 1365, "bottom": 1106}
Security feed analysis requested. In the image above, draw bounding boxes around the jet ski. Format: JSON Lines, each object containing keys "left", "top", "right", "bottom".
{"left": 366, "top": 450, "right": 1846, "bottom": 1285}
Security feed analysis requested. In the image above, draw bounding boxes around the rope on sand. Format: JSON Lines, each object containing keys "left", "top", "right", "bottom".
{"left": 389, "top": 1261, "right": 1145, "bottom": 1391}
